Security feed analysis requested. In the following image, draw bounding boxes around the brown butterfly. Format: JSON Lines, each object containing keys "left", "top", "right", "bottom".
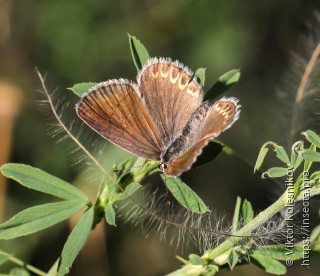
{"left": 76, "top": 58, "right": 240, "bottom": 176}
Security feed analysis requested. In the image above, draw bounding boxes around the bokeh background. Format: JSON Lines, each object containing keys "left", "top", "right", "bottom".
{"left": 1, "top": 0, "right": 320, "bottom": 275}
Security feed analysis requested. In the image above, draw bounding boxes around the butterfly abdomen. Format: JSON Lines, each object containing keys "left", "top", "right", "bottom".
{"left": 162, "top": 101, "right": 210, "bottom": 163}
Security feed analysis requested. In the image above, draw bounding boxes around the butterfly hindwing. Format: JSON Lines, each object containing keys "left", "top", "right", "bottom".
{"left": 165, "top": 97, "right": 240, "bottom": 176}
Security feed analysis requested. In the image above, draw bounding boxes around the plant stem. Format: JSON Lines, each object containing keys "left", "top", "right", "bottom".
{"left": 208, "top": 193, "right": 286, "bottom": 259}
{"left": 0, "top": 250, "right": 46, "bottom": 276}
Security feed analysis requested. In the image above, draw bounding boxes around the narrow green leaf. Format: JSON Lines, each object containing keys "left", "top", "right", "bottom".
{"left": 47, "top": 259, "right": 59, "bottom": 276}
{"left": 195, "top": 68, "right": 206, "bottom": 86}
{"left": 0, "top": 254, "right": 8, "bottom": 266}
{"left": 161, "top": 176, "right": 209, "bottom": 214}
{"left": 274, "top": 146, "right": 290, "bottom": 164}
{"left": 204, "top": 69, "right": 240, "bottom": 102}
{"left": 301, "top": 149, "right": 320, "bottom": 162}
{"left": 113, "top": 182, "right": 142, "bottom": 202}
{"left": 58, "top": 207, "right": 94, "bottom": 276}
{"left": 232, "top": 197, "right": 241, "bottom": 233}
{"left": 252, "top": 245, "right": 303, "bottom": 261}
{"left": 263, "top": 167, "right": 288, "bottom": 178}
{"left": 9, "top": 268, "right": 30, "bottom": 276}
{"left": 227, "top": 250, "right": 238, "bottom": 270}
{"left": 105, "top": 202, "right": 116, "bottom": 226}
{"left": 291, "top": 149, "right": 303, "bottom": 171}
{"left": 0, "top": 164, "right": 89, "bottom": 202}
{"left": 192, "top": 141, "right": 223, "bottom": 169}
{"left": 0, "top": 201, "right": 86, "bottom": 239}
{"left": 241, "top": 199, "right": 254, "bottom": 225}
{"left": 303, "top": 130, "right": 320, "bottom": 148}
{"left": 303, "top": 144, "right": 316, "bottom": 171}
{"left": 68, "top": 82, "right": 97, "bottom": 97}
{"left": 189, "top": 254, "right": 207, "bottom": 265}
{"left": 254, "top": 145, "right": 269, "bottom": 172}
{"left": 251, "top": 252, "right": 286, "bottom": 275}
{"left": 128, "top": 34, "right": 150, "bottom": 71}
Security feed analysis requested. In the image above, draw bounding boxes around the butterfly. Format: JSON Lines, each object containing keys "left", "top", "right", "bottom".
{"left": 76, "top": 58, "right": 240, "bottom": 176}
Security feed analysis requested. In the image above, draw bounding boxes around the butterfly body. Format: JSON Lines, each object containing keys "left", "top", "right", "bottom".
{"left": 76, "top": 58, "right": 240, "bottom": 176}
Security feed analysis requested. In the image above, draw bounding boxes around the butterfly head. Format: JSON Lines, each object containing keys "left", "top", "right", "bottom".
{"left": 159, "top": 163, "right": 168, "bottom": 174}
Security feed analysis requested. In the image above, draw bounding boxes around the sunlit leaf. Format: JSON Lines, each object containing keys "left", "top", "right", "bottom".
{"left": 251, "top": 252, "right": 286, "bottom": 275}
{"left": 232, "top": 197, "right": 241, "bottom": 233}
{"left": 68, "top": 82, "right": 97, "bottom": 97}
{"left": 0, "top": 164, "right": 89, "bottom": 202}
{"left": 58, "top": 207, "right": 94, "bottom": 276}
{"left": 161, "top": 176, "right": 209, "bottom": 214}
{"left": 128, "top": 34, "right": 150, "bottom": 71}
{"left": 274, "top": 146, "right": 290, "bottom": 164}
{"left": 303, "top": 130, "right": 320, "bottom": 148}
{"left": 189, "top": 254, "right": 207, "bottom": 266}
{"left": 252, "top": 245, "right": 303, "bottom": 261}
{"left": 241, "top": 199, "right": 254, "bottom": 225}
{"left": 195, "top": 68, "right": 206, "bottom": 86}
{"left": 204, "top": 69, "right": 240, "bottom": 102}
{"left": 254, "top": 144, "right": 269, "bottom": 172}
{"left": 262, "top": 167, "right": 288, "bottom": 178}
{"left": 0, "top": 201, "right": 86, "bottom": 239}
{"left": 9, "top": 268, "right": 30, "bottom": 276}
{"left": 105, "top": 202, "right": 116, "bottom": 226}
{"left": 301, "top": 149, "right": 320, "bottom": 162}
{"left": 227, "top": 250, "right": 238, "bottom": 270}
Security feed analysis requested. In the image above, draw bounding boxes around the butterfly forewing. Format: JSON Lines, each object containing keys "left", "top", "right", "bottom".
{"left": 76, "top": 80, "right": 163, "bottom": 160}
{"left": 138, "top": 58, "right": 203, "bottom": 143}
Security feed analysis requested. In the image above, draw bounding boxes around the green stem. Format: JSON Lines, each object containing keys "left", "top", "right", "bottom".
{"left": 207, "top": 193, "right": 286, "bottom": 259}
{"left": 0, "top": 250, "right": 46, "bottom": 276}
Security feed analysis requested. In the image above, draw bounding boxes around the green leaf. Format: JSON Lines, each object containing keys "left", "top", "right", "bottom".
{"left": 232, "top": 197, "right": 241, "bottom": 233}
{"left": 262, "top": 167, "right": 288, "bottom": 178}
{"left": 58, "top": 207, "right": 94, "bottom": 276}
{"left": 303, "top": 144, "right": 316, "bottom": 171}
{"left": 47, "top": 259, "right": 59, "bottom": 276}
{"left": 252, "top": 245, "right": 303, "bottom": 261}
{"left": 113, "top": 182, "right": 142, "bottom": 202}
{"left": 204, "top": 69, "right": 240, "bottom": 102}
{"left": 300, "top": 149, "right": 320, "bottom": 162}
{"left": 0, "top": 254, "right": 8, "bottom": 266}
{"left": 274, "top": 146, "right": 290, "bottom": 164}
{"left": 195, "top": 68, "right": 206, "bottom": 86}
{"left": 105, "top": 202, "right": 116, "bottom": 226}
{"left": 241, "top": 199, "right": 254, "bottom": 225}
{"left": 254, "top": 144, "right": 269, "bottom": 172}
{"left": 162, "top": 176, "right": 209, "bottom": 214}
{"left": 302, "top": 130, "right": 320, "bottom": 148}
{"left": 68, "top": 82, "right": 97, "bottom": 97}
{"left": 192, "top": 141, "right": 223, "bottom": 169}
{"left": 290, "top": 147, "right": 303, "bottom": 171}
{"left": 0, "top": 164, "right": 89, "bottom": 202}
{"left": 128, "top": 34, "right": 150, "bottom": 71}
{"left": 227, "top": 250, "right": 238, "bottom": 270}
{"left": 9, "top": 268, "right": 30, "bottom": 276}
{"left": 0, "top": 200, "right": 86, "bottom": 239}
{"left": 251, "top": 252, "right": 286, "bottom": 275}
{"left": 189, "top": 254, "right": 207, "bottom": 265}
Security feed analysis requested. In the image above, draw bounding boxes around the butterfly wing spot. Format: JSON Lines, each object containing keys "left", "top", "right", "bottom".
{"left": 169, "top": 68, "right": 180, "bottom": 84}
{"left": 178, "top": 74, "right": 188, "bottom": 90}
{"left": 152, "top": 71, "right": 159, "bottom": 78}
{"left": 187, "top": 88, "right": 199, "bottom": 96}
{"left": 160, "top": 69, "right": 169, "bottom": 78}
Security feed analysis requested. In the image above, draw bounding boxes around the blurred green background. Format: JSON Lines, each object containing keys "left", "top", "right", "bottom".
{"left": 1, "top": 0, "right": 320, "bottom": 275}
